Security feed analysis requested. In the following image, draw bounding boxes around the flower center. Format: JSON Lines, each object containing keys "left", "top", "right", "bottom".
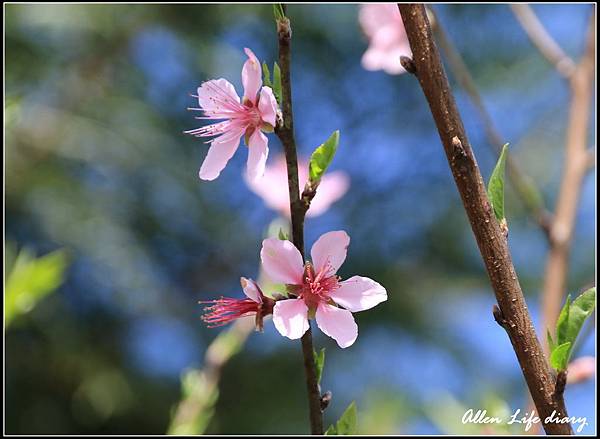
{"left": 298, "top": 262, "right": 340, "bottom": 309}
{"left": 187, "top": 82, "right": 265, "bottom": 140}
{"left": 242, "top": 98, "right": 263, "bottom": 128}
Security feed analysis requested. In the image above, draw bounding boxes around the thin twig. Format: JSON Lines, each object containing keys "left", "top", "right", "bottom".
{"left": 168, "top": 318, "right": 254, "bottom": 434}
{"left": 431, "top": 10, "right": 553, "bottom": 239}
{"left": 510, "top": 4, "right": 577, "bottom": 79}
{"left": 540, "top": 9, "right": 595, "bottom": 345}
{"left": 398, "top": 4, "right": 572, "bottom": 435}
{"left": 274, "top": 12, "right": 324, "bottom": 435}
{"left": 508, "top": 8, "right": 596, "bottom": 434}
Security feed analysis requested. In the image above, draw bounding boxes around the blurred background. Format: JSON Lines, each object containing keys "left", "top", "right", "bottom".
{"left": 5, "top": 3, "right": 595, "bottom": 435}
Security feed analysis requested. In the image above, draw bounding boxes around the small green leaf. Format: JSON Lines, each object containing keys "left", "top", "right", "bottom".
{"left": 272, "top": 62, "right": 282, "bottom": 104}
{"left": 555, "top": 295, "right": 571, "bottom": 345}
{"left": 5, "top": 247, "right": 69, "bottom": 328}
{"left": 335, "top": 401, "right": 358, "bottom": 435}
{"left": 547, "top": 329, "right": 556, "bottom": 353}
{"left": 309, "top": 130, "right": 340, "bottom": 183}
{"left": 313, "top": 348, "right": 325, "bottom": 386}
{"left": 566, "top": 287, "right": 596, "bottom": 344}
{"left": 278, "top": 228, "right": 289, "bottom": 241}
{"left": 262, "top": 61, "right": 272, "bottom": 88}
{"left": 549, "top": 288, "right": 595, "bottom": 371}
{"left": 550, "top": 342, "right": 571, "bottom": 371}
{"left": 325, "top": 424, "right": 337, "bottom": 435}
{"left": 487, "top": 143, "right": 509, "bottom": 224}
{"left": 272, "top": 4, "right": 285, "bottom": 20}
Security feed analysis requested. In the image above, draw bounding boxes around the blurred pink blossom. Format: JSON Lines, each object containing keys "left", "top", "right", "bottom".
{"left": 186, "top": 48, "right": 279, "bottom": 181}
{"left": 359, "top": 4, "right": 411, "bottom": 75}
{"left": 261, "top": 231, "right": 387, "bottom": 348}
{"left": 245, "top": 154, "right": 349, "bottom": 218}
{"left": 567, "top": 356, "right": 596, "bottom": 385}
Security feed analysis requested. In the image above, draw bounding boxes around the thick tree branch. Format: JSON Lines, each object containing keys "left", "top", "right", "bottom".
{"left": 431, "top": 11, "right": 553, "bottom": 239}
{"left": 274, "top": 13, "right": 324, "bottom": 435}
{"left": 540, "top": 9, "right": 595, "bottom": 345}
{"left": 510, "top": 4, "right": 576, "bottom": 79}
{"left": 398, "top": 4, "right": 572, "bottom": 435}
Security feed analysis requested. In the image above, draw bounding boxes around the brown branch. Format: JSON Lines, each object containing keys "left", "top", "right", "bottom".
{"left": 510, "top": 4, "right": 576, "bottom": 79}
{"left": 274, "top": 12, "right": 324, "bottom": 435}
{"left": 431, "top": 10, "right": 553, "bottom": 239}
{"left": 540, "top": 8, "right": 595, "bottom": 347}
{"left": 398, "top": 4, "right": 572, "bottom": 435}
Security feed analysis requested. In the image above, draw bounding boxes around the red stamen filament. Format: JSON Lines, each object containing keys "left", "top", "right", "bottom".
{"left": 200, "top": 297, "right": 259, "bottom": 328}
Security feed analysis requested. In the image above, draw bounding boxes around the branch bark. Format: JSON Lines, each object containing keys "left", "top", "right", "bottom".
{"left": 398, "top": 4, "right": 573, "bottom": 435}
{"left": 274, "top": 13, "right": 324, "bottom": 435}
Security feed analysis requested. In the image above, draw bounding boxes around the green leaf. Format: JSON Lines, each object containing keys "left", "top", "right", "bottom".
{"left": 5, "top": 247, "right": 69, "bottom": 328}
{"left": 309, "top": 130, "right": 340, "bottom": 183}
{"left": 555, "top": 294, "right": 571, "bottom": 345}
{"left": 278, "top": 228, "right": 289, "bottom": 241}
{"left": 262, "top": 61, "right": 272, "bottom": 88}
{"left": 549, "top": 288, "right": 595, "bottom": 371}
{"left": 547, "top": 330, "right": 556, "bottom": 353}
{"left": 566, "top": 287, "right": 596, "bottom": 343}
{"left": 272, "top": 4, "right": 285, "bottom": 20}
{"left": 313, "top": 348, "right": 325, "bottom": 386}
{"left": 335, "top": 401, "right": 358, "bottom": 435}
{"left": 272, "top": 62, "right": 282, "bottom": 104}
{"left": 325, "top": 424, "right": 337, "bottom": 435}
{"left": 550, "top": 342, "right": 571, "bottom": 371}
{"left": 487, "top": 143, "right": 509, "bottom": 223}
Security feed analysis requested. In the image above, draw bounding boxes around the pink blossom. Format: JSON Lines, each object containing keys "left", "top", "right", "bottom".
{"left": 567, "top": 356, "right": 596, "bottom": 385}
{"left": 186, "top": 48, "right": 279, "bottom": 181}
{"left": 359, "top": 4, "right": 411, "bottom": 75}
{"left": 244, "top": 154, "right": 350, "bottom": 218}
{"left": 261, "top": 231, "right": 387, "bottom": 348}
{"left": 200, "top": 277, "right": 275, "bottom": 331}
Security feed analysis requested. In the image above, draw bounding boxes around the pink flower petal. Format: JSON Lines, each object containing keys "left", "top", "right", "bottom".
{"left": 244, "top": 154, "right": 349, "bottom": 218}
{"left": 242, "top": 48, "right": 262, "bottom": 104}
{"left": 310, "top": 231, "right": 350, "bottom": 275}
{"left": 244, "top": 154, "right": 290, "bottom": 214}
{"left": 197, "top": 78, "right": 240, "bottom": 112}
{"left": 307, "top": 171, "right": 350, "bottom": 217}
{"left": 246, "top": 129, "right": 269, "bottom": 182}
{"left": 198, "top": 131, "right": 243, "bottom": 180}
{"left": 329, "top": 275, "right": 387, "bottom": 312}
{"left": 315, "top": 303, "right": 358, "bottom": 348}
{"left": 359, "top": 4, "right": 411, "bottom": 75}
{"left": 359, "top": 4, "right": 401, "bottom": 39}
{"left": 260, "top": 237, "right": 304, "bottom": 285}
{"left": 361, "top": 43, "right": 408, "bottom": 75}
{"left": 273, "top": 298, "right": 309, "bottom": 340}
{"left": 240, "top": 277, "right": 261, "bottom": 303}
{"left": 258, "top": 86, "right": 278, "bottom": 127}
